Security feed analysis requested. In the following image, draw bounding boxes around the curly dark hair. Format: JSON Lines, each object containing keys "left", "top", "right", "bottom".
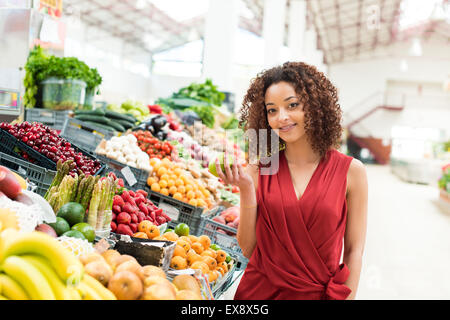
{"left": 239, "top": 61, "right": 343, "bottom": 160}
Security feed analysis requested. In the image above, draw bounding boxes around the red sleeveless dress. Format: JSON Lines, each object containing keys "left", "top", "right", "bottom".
{"left": 234, "top": 149, "right": 353, "bottom": 300}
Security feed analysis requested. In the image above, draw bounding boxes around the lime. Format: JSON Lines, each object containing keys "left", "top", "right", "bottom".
{"left": 225, "top": 255, "right": 231, "bottom": 263}
{"left": 210, "top": 244, "right": 221, "bottom": 251}
{"left": 208, "top": 153, "right": 234, "bottom": 177}
{"left": 48, "top": 217, "right": 71, "bottom": 236}
{"left": 62, "top": 230, "right": 86, "bottom": 240}
{"left": 174, "top": 223, "right": 189, "bottom": 237}
{"left": 57, "top": 202, "right": 85, "bottom": 227}
{"left": 71, "top": 223, "right": 95, "bottom": 243}
{"left": 164, "top": 228, "right": 174, "bottom": 234}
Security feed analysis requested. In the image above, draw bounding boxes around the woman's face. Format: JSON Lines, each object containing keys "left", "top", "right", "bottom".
{"left": 265, "top": 81, "right": 306, "bottom": 144}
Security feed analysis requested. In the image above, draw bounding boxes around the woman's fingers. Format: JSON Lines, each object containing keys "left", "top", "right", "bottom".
{"left": 232, "top": 151, "right": 239, "bottom": 179}
{"left": 223, "top": 150, "right": 233, "bottom": 180}
{"left": 215, "top": 157, "right": 227, "bottom": 182}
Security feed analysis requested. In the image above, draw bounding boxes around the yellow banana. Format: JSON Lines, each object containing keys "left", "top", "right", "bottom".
{"left": 1, "top": 256, "right": 55, "bottom": 300}
{"left": 77, "top": 281, "right": 103, "bottom": 300}
{"left": 22, "top": 255, "right": 72, "bottom": 300}
{"left": 75, "top": 284, "right": 86, "bottom": 300}
{"left": 0, "top": 274, "right": 29, "bottom": 300}
{"left": 0, "top": 294, "right": 8, "bottom": 300}
{"left": 0, "top": 231, "right": 84, "bottom": 286}
{"left": 82, "top": 274, "right": 117, "bottom": 300}
{"left": 67, "top": 286, "right": 82, "bottom": 300}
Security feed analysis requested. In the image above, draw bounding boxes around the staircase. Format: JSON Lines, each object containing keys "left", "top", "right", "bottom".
{"left": 344, "top": 91, "right": 405, "bottom": 165}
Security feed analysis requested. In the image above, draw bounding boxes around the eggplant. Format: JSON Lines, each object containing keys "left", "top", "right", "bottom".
{"left": 150, "top": 115, "right": 167, "bottom": 131}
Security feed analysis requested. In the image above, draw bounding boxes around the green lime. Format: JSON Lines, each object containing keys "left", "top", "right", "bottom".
{"left": 174, "top": 223, "right": 189, "bottom": 237}
{"left": 225, "top": 255, "right": 231, "bottom": 263}
{"left": 61, "top": 230, "right": 86, "bottom": 240}
{"left": 210, "top": 244, "right": 221, "bottom": 251}
{"left": 57, "top": 202, "right": 85, "bottom": 227}
{"left": 48, "top": 217, "right": 71, "bottom": 236}
{"left": 164, "top": 228, "right": 174, "bottom": 234}
{"left": 71, "top": 223, "right": 95, "bottom": 243}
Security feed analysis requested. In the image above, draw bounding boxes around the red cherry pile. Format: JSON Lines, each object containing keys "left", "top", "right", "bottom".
{"left": 0, "top": 121, "right": 101, "bottom": 176}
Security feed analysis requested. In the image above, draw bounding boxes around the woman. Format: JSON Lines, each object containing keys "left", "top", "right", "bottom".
{"left": 215, "top": 62, "right": 368, "bottom": 300}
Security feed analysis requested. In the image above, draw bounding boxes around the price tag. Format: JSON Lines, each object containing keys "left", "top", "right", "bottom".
{"left": 158, "top": 202, "right": 180, "bottom": 221}
{"left": 121, "top": 166, "right": 137, "bottom": 186}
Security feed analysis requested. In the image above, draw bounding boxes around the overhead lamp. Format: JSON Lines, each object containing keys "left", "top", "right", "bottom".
{"left": 409, "top": 38, "right": 422, "bottom": 56}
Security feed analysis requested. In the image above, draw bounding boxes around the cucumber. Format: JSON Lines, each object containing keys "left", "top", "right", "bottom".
{"left": 83, "top": 121, "right": 116, "bottom": 132}
{"left": 74, "top": 108, "right": 105, "bottom": 116}
{"left": 104, "top": 110, "right": 137, "bottom": 123}
{"left": 75, "top": 115, "right": 110, "bottom": 125}
{"left": 106, "top": 120, "right": 126, "bottom": 132}
{"left": 116, "top": 119, "right": 135, "bottom": 129}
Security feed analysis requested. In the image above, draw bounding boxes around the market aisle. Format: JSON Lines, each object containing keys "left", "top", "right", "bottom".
{"left": 221, "top": 164, "right": 450, "bottom": 300}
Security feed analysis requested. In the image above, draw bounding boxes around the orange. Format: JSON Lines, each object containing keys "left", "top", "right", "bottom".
{"left": 177, "top": 185, "right": 186, "bottom": 194}
{"left": 167, "top": 179, "right": 175, "bottom": 188}
{"left": 197, "top": 199, "right": 206, "bottom": 208}
{"left": 186, "top": 191, "right": 195, "bottom": 200}
{"left": 198, "top": 235, "right": 211, "bottom": 250}
{"left": 188, "top": 199, "right": 198, "bottom": 207}
{"left": 151, "top": 183, "right": 161, "bottom": 192}
{"left": 170, "top": 174, "right": 178, "bottom": 181}
{"left": 138, "top": 220, "right": 153, "bottom": 233}
{"left": 160, "top": 188, "right": 169, "bottom": 196}
{"left": 161, "top": 158, "right": 172, "bottom": 167}
{"left": 195, "top": 191, "right": 203, "bottom": 199}
{"left": 215, "top": 250, "right": 227, "bottom": 263}
{"left": 208, "top": 271, "right": 218, "bottom": 283}
{"left": 157, "top": 167, "right": 167, "bottom": 177}
{"left": 160, "top": 173, "right": 170, "bottom": 181}
{"left": 190, "top": 261, "right": 209, "bottom": 274}
{"left": 201, "top": 249, "right": 217, "bottom": 259}
{"left": 152, "top": 163, "right": 161, "bottom": 173}
{"left": 149, "top": 158, "right": 159, "bottom": 167}
{"left": 185, "top": 184, "right": 194, "bottom": 193}
{"left": 169, "top": 186, "right": 178, "bottom": 195}
{"left": 133, "top": 232, "right": 148, "bottom": 239}
{"left": 147, "top": 176, "right": 157, "bottom": 186}
{"left": 173, "top": 193, "right": 183, "bottom": 201}
{"left": 177, "top": 240, "right": 191, "bottom": 252}
{"left": 217, "top": 261, "right": 228, "bottom": 273}
{"left": 163, "top": 231, "right": 179, "bottom": 241}
{"left": 152, "top": 235, "right": 166, "bottom": 241}
{"left": 171, "top": 256, "right": 187, "bottom": 270}
{"left": 187, "top": 250, "right": 202, "bottom": 266}
{"left": 159, "top": 180, "right": 168, "bottom": 189}
{"left": 202, "top": 189, "right": 210, "bottom": 198}
{"left": 202, "top": 256, "right": 217, "bottom": 270}
{"left": 216, "top": 266, "right": 225, "bottom": 276}
{"left": 174, "top": 167, "right": 183, "bottom": 176}
{"left": 191, "top": 242, "right": 204, "bottom": 255}
{"left": 179, "top": 236, "right": 192, "bottom": 245}
{"left": 188, "top": 235, "right": 198, "bottom": 244}
{"left": 175, "top": 179, "right": 184, "bottom": 187}
{"left": 146, "top": 225, "right": 160, "bottom": 239}
{"left": 173, "top": 245, "right": 187, "bottom": 258}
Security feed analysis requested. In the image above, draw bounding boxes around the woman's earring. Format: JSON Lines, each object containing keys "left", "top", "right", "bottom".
{"left": 279, "top": 141, "right": 286, "bottom": 151}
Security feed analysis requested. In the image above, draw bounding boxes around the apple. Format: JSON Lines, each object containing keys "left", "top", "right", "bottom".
{"left": 208, "top": 153, "right": 234, "bottom": 177}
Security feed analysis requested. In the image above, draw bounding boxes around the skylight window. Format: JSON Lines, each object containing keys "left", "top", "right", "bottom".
{"left": 398, "top": 0, "right": 447, "bottom": 30}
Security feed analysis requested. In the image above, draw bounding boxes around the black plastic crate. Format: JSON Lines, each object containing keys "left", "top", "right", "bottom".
{"left": 60, "top": 117, "right": 116, "bottom": 153}
{"left": 25, "top": 109, "right": 71, "bottom": 131}
{"left": 199, "top": 207, "right": 248, "bottom": 271}
{"left": 0, "top": 128, "right": 106, "bottom": 176}
{"left": 0, "top": 151, "right": 56, "bottom": 197}
{"left": 147, "top": 190, "right": 205, "bottom": 236}
{"left": 96, "top": 154, "right": 149, "bottom": 191}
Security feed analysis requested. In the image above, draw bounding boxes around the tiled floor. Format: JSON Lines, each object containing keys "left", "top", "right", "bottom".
{"left": 220, "top": 164, "right": 450, "bottom": 300}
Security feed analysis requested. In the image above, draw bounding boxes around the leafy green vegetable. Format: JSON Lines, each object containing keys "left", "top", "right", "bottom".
{"left": 219, "top": 189, "right": 240, "bottom": 206}
{"left": 177, "top": 79, "right": 225, "bottom": 106}
{"left": 187, "top": 105, "right": 217, "bottom": 128}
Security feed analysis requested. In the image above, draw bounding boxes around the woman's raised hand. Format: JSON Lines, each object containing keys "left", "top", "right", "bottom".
{"left": 215, "top": 149, "right": 254, "bottom": 191}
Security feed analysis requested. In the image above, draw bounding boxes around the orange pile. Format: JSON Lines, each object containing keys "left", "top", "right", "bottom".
{"left": 147, "top": 158, "right": 212, "bottom": 209}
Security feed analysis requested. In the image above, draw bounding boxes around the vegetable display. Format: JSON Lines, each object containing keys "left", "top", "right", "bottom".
{"left": 74, "top": 108, "right": 137, "bottom": 133}
{"left": 107, "top": 100, "right": 149, "bottom": 122}
{"left": 132, "top": 130, "right": 176, "bottom": 162}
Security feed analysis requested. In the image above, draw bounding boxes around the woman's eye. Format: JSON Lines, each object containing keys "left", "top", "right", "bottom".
{"left": 289, "top": 103, "right": 299, "bottom": 108}
{"left": 267, "top": 108, "right": 276, "bottom": 114}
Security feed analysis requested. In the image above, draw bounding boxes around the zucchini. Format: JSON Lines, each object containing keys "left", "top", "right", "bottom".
{"left": 116, "top": 119, "right": 134, "bottom": 129}
{"left": 74, "top": 108, "right": 105, "bottom": 116}
{"left": 83, "top": 121, "right": 116, "bottom": 132}
{"left": 104, "top": 110, "right": 137, "bottom": 123}
{"left": 107, "top": 120, "right": 126, "bottom": 132}
{"left": 75, "top": 115, "right": 110, "bottom": 125}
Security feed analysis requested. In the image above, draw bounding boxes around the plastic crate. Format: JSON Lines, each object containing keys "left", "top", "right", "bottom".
{"left": 95, "top": 154, "right": 149, "bottom": 191}
{"left": 60, "top": 117, "right": 116, "bottom": 153}
{"left": 0, "top": 128, "right": 106, "bottom": 176}
{"left": 25, "top": 109, "right": 71, "bottom": 131}
{"left": 147, "top": 190, "right": 205, "bottom": 236}
{"left": 0, "top": 151, "right": 56, "bottom": 197}
{"left": 199, "top": 207, "right": 249, "bottom": 271}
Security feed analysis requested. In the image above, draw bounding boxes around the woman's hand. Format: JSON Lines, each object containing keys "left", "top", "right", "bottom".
{"left": 215, "top": 150, "right": 254, "bottom": 192}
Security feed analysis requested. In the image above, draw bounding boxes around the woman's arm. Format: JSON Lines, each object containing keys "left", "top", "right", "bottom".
{"left": 343, "top": 159, "right": 368, "bottom": 300}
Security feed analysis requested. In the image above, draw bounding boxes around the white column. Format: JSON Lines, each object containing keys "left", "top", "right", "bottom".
{"left": 202, "top": 0, "right": 239, "bottom": 92}
{"left": 262, "top": 0, "right": 287, "bottom": 68}
{"left": 303, "top": 28, "right": 317, "bottom": 65}
{"left": 288, "top": 0, "right": 307, "bottom": 61}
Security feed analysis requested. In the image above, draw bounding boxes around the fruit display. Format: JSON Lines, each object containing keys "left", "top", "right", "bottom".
{"left": 166, "top": 129, "right": 211, "bottom": 168}
{"left": 111, "top": 188, "right": 171, "bottom": 236}
{"left": 96, "top": 134, "right": 152, "bottom": 171}
{"left": 107, "top": 100, "right": 149, "bottom": 122}
{"left": 165, "top": 223, "right": 234, "bottom": 285}
{"left": 211, "top": 206, "right": 240, "bottom": 235}
{"left": 0, "top": 122, "right": 102, "bottom": 176}
{"left": 132, "top": 130, "right": 176, "bottom": 161}
{"left": 147, "top": 157, "right": 213, "bottom": 209}
{"left": 74, "top": 108, "right": 137, "bottom": 133}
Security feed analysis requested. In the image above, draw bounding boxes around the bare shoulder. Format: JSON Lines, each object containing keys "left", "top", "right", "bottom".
{"left": 347, "top": 158, "right": 368, "bottom": 194}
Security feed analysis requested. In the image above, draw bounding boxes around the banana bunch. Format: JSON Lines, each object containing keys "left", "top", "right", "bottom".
{"left": 0, "top": 229, "right": 116, "bottom": 300}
